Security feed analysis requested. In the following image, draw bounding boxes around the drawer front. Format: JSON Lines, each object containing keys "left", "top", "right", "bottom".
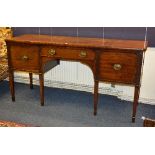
{"left": 98, "top": 51, "right": 139, "bottom": 84}
{"left": 41, "top": 46, "right": 95, "bottom": 61}
{"left": 9, "top": 45, "right": 39, "bottom": 71}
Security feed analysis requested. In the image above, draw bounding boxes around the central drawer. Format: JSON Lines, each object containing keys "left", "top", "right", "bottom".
{"left": 41, "top": 46, "right": 95, "bottom": 61}
{"left": 98, "top": 50, "right": 139, "bottom": 84}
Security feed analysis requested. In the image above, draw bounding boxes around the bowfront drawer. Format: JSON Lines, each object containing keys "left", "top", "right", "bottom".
{"left": 41, "top": 46, "right": 95, "bottom": 61}
{"left": 9, "top": 45, "right": 39, "bottom": 71}
{"left": 98, "top": 50, "right": 139, "bottom": 84}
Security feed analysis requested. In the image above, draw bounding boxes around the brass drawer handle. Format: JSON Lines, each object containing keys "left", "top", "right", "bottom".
{"left": 79, "top": 51, "right": 87, "bottom": 58}
{"left": 48, "top": 49, "right": 56, "bottom": 56}
{"left": 22, "top": 55, "right": 29, "bottom": 61}
{"left": 113, "top": 64, "right": 122, "bottom": 71}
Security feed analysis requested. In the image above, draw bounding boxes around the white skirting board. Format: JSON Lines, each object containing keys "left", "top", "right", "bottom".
{"left": 11, "top": 75, "right": 155, "bottom": 105}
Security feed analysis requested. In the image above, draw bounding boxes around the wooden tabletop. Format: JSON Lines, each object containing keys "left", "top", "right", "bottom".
{"left": 6, "top": 34, "right": 148, "bottom": 51}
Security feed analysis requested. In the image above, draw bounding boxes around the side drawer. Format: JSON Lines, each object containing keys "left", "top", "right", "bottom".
{"left": 9, "top": 45, "right": 40, "bottom": 71}
{"left": 41, "top": 46, "right": 95, "bottom": 61}
{"left": 98, "top": 50, "right": 140, "bottom": 84}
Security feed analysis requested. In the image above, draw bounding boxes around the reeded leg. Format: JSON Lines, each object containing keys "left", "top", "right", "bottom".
{"left": 29, "top": 73, "right": 33, "bottom": 89}
{"left": 94, "top": 80, "right": 99, "bottom": 116}
{"left": 9, "top": 71, "right": 15, "bottom": 102}
{"left": 39, "top": 73, "right": 44, "bottom": 106}
{"left": 132, "top": 86, "right": 140, "bottom": 123}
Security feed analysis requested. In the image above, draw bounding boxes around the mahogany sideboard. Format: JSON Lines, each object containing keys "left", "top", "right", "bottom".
{"left": 5, "top": 34, "right": 148, "bottom": 122}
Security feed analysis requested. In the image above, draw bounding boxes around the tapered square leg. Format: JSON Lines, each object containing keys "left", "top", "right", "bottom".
{"left": 9, "top": 71, "right": 15, "bottom": 102}
{"left": 29, "top": 73, "right": 33, "bottom": 89}
{"left": 39, "top": 73, "right": 44, "bottom": 106}
{"left": 94, "top": 80, "right": 99, "bottom": 116}
{"left": 132, "top": 86, "right": 140, "bottom": 123}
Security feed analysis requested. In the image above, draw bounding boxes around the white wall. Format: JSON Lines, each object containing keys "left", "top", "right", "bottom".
{"left": 14, "top": 47, "right": 155, "bottom": 105}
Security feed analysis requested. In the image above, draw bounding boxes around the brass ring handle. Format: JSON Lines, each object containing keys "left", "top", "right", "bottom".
{"left": 48, "top": 49, "right": 56, "bottom": 56}
{"left": 113, "top": 64, "right": 122, "bottom": 71}
{"left": 22, "top": 55, "right": 29, "bottom": 61}
{"left": 79, "top": 51, "right": 87, "bottom": 58}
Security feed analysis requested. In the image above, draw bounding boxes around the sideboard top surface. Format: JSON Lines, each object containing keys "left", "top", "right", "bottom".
{"left": 6, "top": 34, "right": 148, "bottom": 51}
